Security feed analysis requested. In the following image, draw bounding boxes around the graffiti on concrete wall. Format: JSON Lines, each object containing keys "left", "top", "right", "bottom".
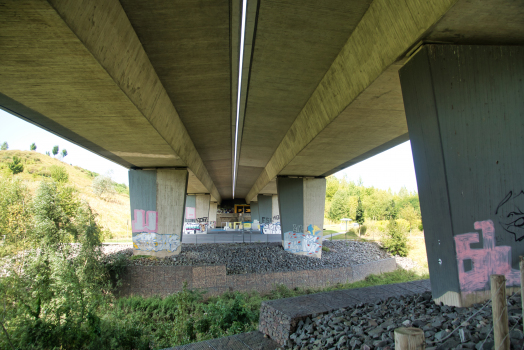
{"left": 283, "top": 224, "right": 322, "bottom": 257}
{"left": 184, "top": 220, "right": 199, "bottom": 234}
{"left": 132, "top": 209, "right": 158, "bottom": 233}
{"left": 455, "top": 220, "right": 520, "bottom": 293}
{"left": 209, "top": 221, "right": 216, "bottom": 229}
{"left": 133, "top": 232, "right": 180, "bottom": 252}
{"left": 495, "top": 191, "right": 524, "bottom": 242}
{"left": 132, "top": 209, "right": 180, "bottom": 253}
{"left": 262, "top": 222, "right": 281, "bottom": 235}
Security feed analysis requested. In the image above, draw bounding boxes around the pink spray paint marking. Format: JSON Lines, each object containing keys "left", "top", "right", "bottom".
{"left": 132, "top": 209, "right": 158, "bottom": 233}
{"left": 455, "top": 220, "right": 520, "bottom": 293}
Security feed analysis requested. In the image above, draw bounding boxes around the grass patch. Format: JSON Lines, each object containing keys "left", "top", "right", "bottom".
{"left": 322, "top": 229, "right": 340, "bottom": 236}
{"left": 326, "top": 231, "right": 361, "bottom": 240}
{"left": 104, "top": 269, "right": 427, "bottom": 348}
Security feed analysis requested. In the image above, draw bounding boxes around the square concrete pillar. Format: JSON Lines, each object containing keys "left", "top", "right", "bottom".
{"left": 258, "top": 194, "right": 281, "bottom": 234}
{"left": 129, "top": 169, "right": 188, "bottom": 257}
{"left": 196, "top": 194, "right": 211, "bottom": 233}
{"left": 400, "top": 45, "right": 524, "bottom": 306}
{"left": 277, "top": 177, "right": 326, "bottom": 258}
{"left": 209, "top": 201, "right": 218, "bottom": 229}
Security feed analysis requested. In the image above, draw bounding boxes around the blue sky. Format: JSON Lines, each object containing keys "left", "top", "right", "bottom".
{"left": 0, "top": 109, "right": 418, "bottom": 192}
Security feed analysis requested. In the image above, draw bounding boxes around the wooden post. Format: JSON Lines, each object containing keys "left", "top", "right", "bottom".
{"left": 519, "top": 255, "right": 524, "bottom": 331}
{"left": 491, "top": 274, "right": 509, "bottom": 350}
{"left": 394, "top": 327, "right": 425, "bottom": 350}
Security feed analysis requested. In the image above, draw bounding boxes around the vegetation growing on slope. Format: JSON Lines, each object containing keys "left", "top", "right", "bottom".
{"left": 0, "top": 150, "right": 131, "bottom": 239}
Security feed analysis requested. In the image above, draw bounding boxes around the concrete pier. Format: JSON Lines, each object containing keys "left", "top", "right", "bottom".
{"left": 129, "top": 169, "right": 188, "bottom": 257}
{"left": 400, "top": 45, "right": 524, "bottom": 306}
{"left": 277, "top": 177, "right": 326, "bottom": 258}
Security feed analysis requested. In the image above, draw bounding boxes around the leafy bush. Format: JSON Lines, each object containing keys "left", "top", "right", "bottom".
{"left": 8, "top": 156, "right": 23, "bottom": 175}
{"left": 359, "top": 224, "right": 367, "bottom": 236}
{"left": 382, "top": 219, "right": 409, "bottom": 257}
{"left": 0, "top": 180, "right": 122, "bottom": 349}
{"left": 418, "top": 222, "right": 424, "bottom": 231}
{"left": 0, "top": 176, "right": 32, "bottom": 253}
{"left": 92, "top": 175, "right": 115, "bottom": 198}
{"left": 30, "top": 143, "right": 37, "bottom": 151}
{"left": 1, "top": 141, "right": 8, "bottom": 150}
{"left": 52, "top": 145, "right": 59, "bottom": 156}
{"left": 50, "top": 165, "right": 69, "bottom": 183}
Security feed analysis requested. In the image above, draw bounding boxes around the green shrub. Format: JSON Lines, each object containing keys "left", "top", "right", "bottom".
{"left": 114, "top": 182, "right": 129, "bottom": 195}
{"left": 8, "top": 156, "right": 23, "bottom": 175}
{"left": 382, "top": 219, "right": 409, "bottom": 257}
{"left": 418, "top": 221, "right": 424, "bottom": 231}
{"left": 50, "top": 165, "right": 69, "bottom": 183}
{"left": 360, "top": 224, "right": 367, "bottom": 236}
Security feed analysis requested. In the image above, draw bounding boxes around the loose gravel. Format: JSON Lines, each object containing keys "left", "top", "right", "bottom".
{"left": 102, "top": 241, "right": 392, "bottom": 275}
{"left": 282, "top": 292, "right": 523, "bottom": 350}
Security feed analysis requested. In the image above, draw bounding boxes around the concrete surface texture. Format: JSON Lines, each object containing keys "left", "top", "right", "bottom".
{"left": 400, "top": 45, "right": 524, "bottom": 307}
{"left": 2, "top": 0, "right": 523, "bottom": 203}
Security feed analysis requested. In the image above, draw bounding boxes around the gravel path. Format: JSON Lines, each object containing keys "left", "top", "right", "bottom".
{"left": 102, "top": 241, "right": 392, "bottom": 275}
{"left": 283, "top": 291, "right": 524, "bottom": 350}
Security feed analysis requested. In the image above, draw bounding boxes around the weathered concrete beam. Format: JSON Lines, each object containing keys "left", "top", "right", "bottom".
{"left": 245, "top": 0, "right": 458, "bottom": 203}
{"left": 48, "top": 0, "right": 222, "bottom": 203}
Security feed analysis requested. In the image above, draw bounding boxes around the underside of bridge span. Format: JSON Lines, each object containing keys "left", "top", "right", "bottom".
{"left": 1, "top": 0, "right": 523, "bottom": 306}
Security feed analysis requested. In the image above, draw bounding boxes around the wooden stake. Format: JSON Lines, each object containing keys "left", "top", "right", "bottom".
{"left": 394, "top": 327, "right": 425, "bottom": 350}
{"left": 520, "top": 256, "right": 524, "bottom": 334}
{"left": 491, "top": 274, "right": 509, "bottom": 350}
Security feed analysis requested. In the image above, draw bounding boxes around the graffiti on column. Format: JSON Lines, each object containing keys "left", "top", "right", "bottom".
{"left": 261, "top": 216, "right": 281, "bottom": 234}
{"left": 209, "top": 221, "right": 216, "bottom": 229}
{"left": 132, "top": 209, "right": 180, "bottom": 253}
{"left": 132, "top": 209, "right": 157, "bottom": 233}
{"left": 283, "top": 224, "right": 322, "bottom": 258}
{"left": 495, "top": 191, "right": 524, "bottom": 242}
{"left": 184, "top": 219, "right": 199, "bottom": 234}
{"left": 454, "top": 220, "right": 520, "bottom": 294}
{"left": 262, "top": 222, "right": 281, "bottom": 234}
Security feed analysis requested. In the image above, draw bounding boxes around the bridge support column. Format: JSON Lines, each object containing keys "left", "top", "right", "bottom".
{"left": 250, "top": 201, "right": 260, "bottom": 230}
{"left": 400, "top": 45, "right": 524, "bottom": 306}
{"left": 209, "top": 201, "right": 218, "bottom": 230}
{"left": 129, "top": 169, "right": 188, "bottom": 257}
{"left": 277, "top": 177, "right": 326, "bottom": 258}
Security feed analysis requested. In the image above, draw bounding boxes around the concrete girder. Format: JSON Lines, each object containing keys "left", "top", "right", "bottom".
{"left": 0, "top": 0, "right": 222, "bottom": 203}
{"left": 244, "top": 0, "right": 459, "bottom": 203}
{"left": 48, "top": 0, "right": 222, "bottom": 203}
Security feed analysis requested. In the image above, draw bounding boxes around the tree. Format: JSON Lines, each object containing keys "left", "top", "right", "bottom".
{"left": 8, "top": 156, "right": 24, "bottom": 175}
{"left": 385, "top": 199, "right": 398, "bottom": 220}
{"left": 382, "top": 219, "right": 409, "bottom": 257}
{"left": 1, "top": 141, "right": 8, "bottom": 150}
{"left": 355, "top": 196, "right": 365, "bottom": 235}
{"left": 325, "top": 176, "right": 340, "bottom": 201}
{"left": 61, "top": 149, "right": 68, "bottom": 158}
{"left": 52, "top": 145, "right": 59, "bottom": 156}
{"left": 30, "top": 143, "right": 37, "bottom": 151}
{"left": 92, "top": 174, "right": 115, "bottom": 198}
{"left": 399, "top": 205, "right": 419, "bottom": 233}
{"left": 45, "top": 151, "right": 50, "bottom": 156}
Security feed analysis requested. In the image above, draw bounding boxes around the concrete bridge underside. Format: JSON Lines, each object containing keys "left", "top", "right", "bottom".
{"left": 1, "top": 0, "right": 521, "bottom": 203}
{"left": 1, "top": 0, "right": 524, "bottom": 306}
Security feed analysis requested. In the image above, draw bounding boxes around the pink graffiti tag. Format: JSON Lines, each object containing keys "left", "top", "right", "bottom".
{"left": 132, "top": 209, "right": 158, "bottom": 233}
{"left": 455, "top": 220, "right": 520, "bottom": 293}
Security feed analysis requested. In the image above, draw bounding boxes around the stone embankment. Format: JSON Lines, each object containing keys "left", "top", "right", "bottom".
{"left": 103, "top": 240, "right": 392, "bottom": 275}
{"left": 280, "top": 291, "right": 523, "bottom": 350}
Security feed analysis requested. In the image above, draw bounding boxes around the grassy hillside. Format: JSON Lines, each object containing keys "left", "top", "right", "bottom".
{"left": 0, "top": 150, "right": 131, "bottom": 240}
